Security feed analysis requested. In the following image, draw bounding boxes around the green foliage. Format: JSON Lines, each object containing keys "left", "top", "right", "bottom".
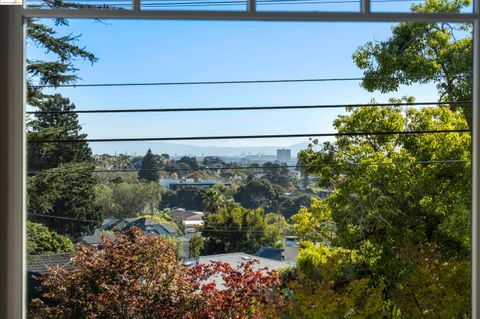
{"left": 176, "top": 156, "right": 199, "bottom": 170}
{"left": 292, "top": 103, "right": 470, "bottom": 317}
{"left": 202, "top": 205, "right": 287, "bottom": 255}
{"left": 203, "top": 156, "right": 225, "bottom": 166}
{"left": 292, "top": 198, "right": 335, "bottom": 244}
{"left": 28, "top": 162, "right": 101, "bottom": 237}
{"left": 188, "top": 234, "right": 205, "bottom": 258}
{"left": 27, "top": 95, "right": 99, "bottom": 237}
{"left": 28, "top": 95, "right": 92, "bottom": 171}
{"left": 26, "top": 16, "right": 97, "bottom": 106}
{"left": 202, "top": 188, "right": 228, "bottom": 213}
{"left": 26, "top": 17, "right": 100, "bottom": 238}
{"left": 263, "top": 162, "right": 295, "bottom": 189}
{"left": 234, "top": 178, "right": 281, "bottom": 212}
{"left": 27, "top": 221, "right": 75, "bottom": 256}
{"left": 94, "top": 182, "right": 163, "bottom": 218}
{"left": 161, "top": 186, "right": 207, "bottom": 210}
{"left": 285, "top": 243, "right": 384, "bottom": 319}
{"left": 278, "top": 192, "right": 311, "bottom": 220}
{"left": 157, "top": 212, "right": 186, "bottom": 235}
{"left": 234, "top": 177, "right": 310, "bottom": 219}
{"left": 352, "top": 0, "right": 472, "bottom": 124}
{"left": 388, "top": 244, "right": 470, "bottom": 318}
{"left": 138, "top": 149, "right": 160, "bottom": 183}
{"left": 300, "top": 104, "right": 470, "bottom": 256}
{"left": 290, "top": 6, "right": 474, "bottom": 314}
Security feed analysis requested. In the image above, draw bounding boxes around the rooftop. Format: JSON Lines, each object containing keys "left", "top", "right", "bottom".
{"left": 28, "top": 253, "right": 74, "bottom": 275}
{"left": 186, "top": 252, "right": 291, "bottom": 270}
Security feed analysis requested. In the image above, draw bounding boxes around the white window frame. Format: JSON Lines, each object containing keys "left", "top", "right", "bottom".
{"left": 0, "top": 2, "right": 479, "bottom": 317}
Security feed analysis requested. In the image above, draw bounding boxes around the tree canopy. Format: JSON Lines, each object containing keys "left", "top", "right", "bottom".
{"left": 30, "top": 228, "right": 286, "bottom": 319}
{"left": 161, "top": 186, "right": 207, "bottom": 210}
{"left": 292, "top": 103, "right": 470, "bottom": 317}
{"left": 202, "top": 205, "right": 287, "bottom": 255}
{"left": 26, "top": 6, "right": 101, "bottom": 238}
{"left": 138, "top": 149, "right": 161, "bottom": 183}
{"left": 94, "top": 182, "right": 163, "bottom": 218}
{"left": 28, "top": 162, "right": 101, "bottom": 237}
{"left": 233, "top": 178, "right": 281, "bottom": 212}
{"left": 352, "top": 0, "right": 472, "bottom": 124}
{"left": 27, "top": 222, "right": 75, "bottom": 257}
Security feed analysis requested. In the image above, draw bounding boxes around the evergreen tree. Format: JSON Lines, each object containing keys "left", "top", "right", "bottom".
{"left": 26, "top": 5, "right": 101, "bottom": 238}
{"left": 27, "top": 15, "right": 97, "bottom": 106}
{"left": 28, "top": 163, "right": 101, "bottom": 238}
{"left": 138, "top": 149, "right": 160, "bottom": 183}
{"left": 28, "top": 94, "right": 92, "bottom": 171}
{"left": 27, "top": 96, "right": 100, "bottom": 238}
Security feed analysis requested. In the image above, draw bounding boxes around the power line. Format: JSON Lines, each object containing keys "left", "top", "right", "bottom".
{"left": 27, "top": 129, "right": 471, "bottom": 144}
{"left": 29, "top": 213, "right": 99, "bottom": 224}
{"left": 199, "top": 229, "right": 290, "bottom": 234}
{"left": 31, "top": 73, "right": 468, "bottom": 89}
{"left": 27, "top": 212, "right": 289, "bottom": 232}
{"left": 26, "top": 100, "right": 471, "bottom": 115}
{"left": 27, "top": 159, "right": 469, "bottom": 175}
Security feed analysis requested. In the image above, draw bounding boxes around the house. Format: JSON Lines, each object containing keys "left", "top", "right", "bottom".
{"left": 183, "top": 214, "right": 204, "bottom": 232}
{"left": 255, "top": 246, "right": 299, "bottom": 264}
{"left": 183, "top": 252, "right": 290, "bottom": 288}
{"left": 82, "top": 217, "right": 178, "bottom": 247}
{"left": 124, "top": 217, "right": 178, "bottom": 236}
{"left": 168, "top": 208, "right": 204, "bottom": 232}
{"left": 27, "top": 253, "right": 74, "bottom": 301}
{"left": 102, "top": 217, "right": 136, "bottom": 231}
{"left": 255, "top": 247, "right": 284, "bottom": 261}
{"left": 82, "top": 229, "right": 116, "bottom": 247}
{"left": 184, "top": 252, "right": 290, "bottom": 270}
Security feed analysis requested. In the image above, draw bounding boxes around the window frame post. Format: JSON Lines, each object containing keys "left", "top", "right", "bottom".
{"left": 0, "top": 5, "right": 26, "bottom": 319}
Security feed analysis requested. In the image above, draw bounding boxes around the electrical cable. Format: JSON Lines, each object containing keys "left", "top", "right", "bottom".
{"left": 26, "top": 100, "right": 471, "bottom": 115}
{"left": 27, "top": 129, "right": 471, "bottom": 144}
{"left": 26, "top": 159, "right": 469, "bottom": 175}
{"left": 31, "top": 73, "right": 468, "bottom": 89}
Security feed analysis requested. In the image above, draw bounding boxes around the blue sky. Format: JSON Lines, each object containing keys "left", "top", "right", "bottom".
{"left": 29, "top": 16, "right": 445, "bottom": 155}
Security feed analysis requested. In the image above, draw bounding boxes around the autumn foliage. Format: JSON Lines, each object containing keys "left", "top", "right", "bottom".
{"left": 29, "top": 228, "right": 285, "bottom": 319}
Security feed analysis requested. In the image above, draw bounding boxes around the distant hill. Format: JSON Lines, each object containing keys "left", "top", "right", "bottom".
{"left": 92, "top": 141, "right": 310, "bottom": 157}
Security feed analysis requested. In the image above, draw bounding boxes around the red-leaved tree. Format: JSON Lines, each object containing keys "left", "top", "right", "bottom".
{"left": 29, "top": 228, "right": 286, "bottom": 319}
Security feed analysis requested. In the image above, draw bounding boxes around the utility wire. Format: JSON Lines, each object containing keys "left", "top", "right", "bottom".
{"left": 26, "top": 100, "right": 471, "bottom": 115}
{"left": 27, "top": 129, "right": 471, "bottom": 144}
{"left": 26, "top": 159, "right": 469, "bottom": 175}
{"left": 31, "top": 73, "right": 468, "bottom": 89}
{"left": 29, "top": 213, "right": 100, "bottom": 224}
{"left": 28, "top": 212, "right": 296, "bottom": 231}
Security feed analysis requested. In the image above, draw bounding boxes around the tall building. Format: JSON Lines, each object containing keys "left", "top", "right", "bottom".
{"left": 276, "top": 148, "right": 291, "bottom": 163}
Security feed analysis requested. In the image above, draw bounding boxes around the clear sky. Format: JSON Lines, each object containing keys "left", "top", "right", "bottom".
{"left": 29, "top": 10, "right": 452, "bottom": 156}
